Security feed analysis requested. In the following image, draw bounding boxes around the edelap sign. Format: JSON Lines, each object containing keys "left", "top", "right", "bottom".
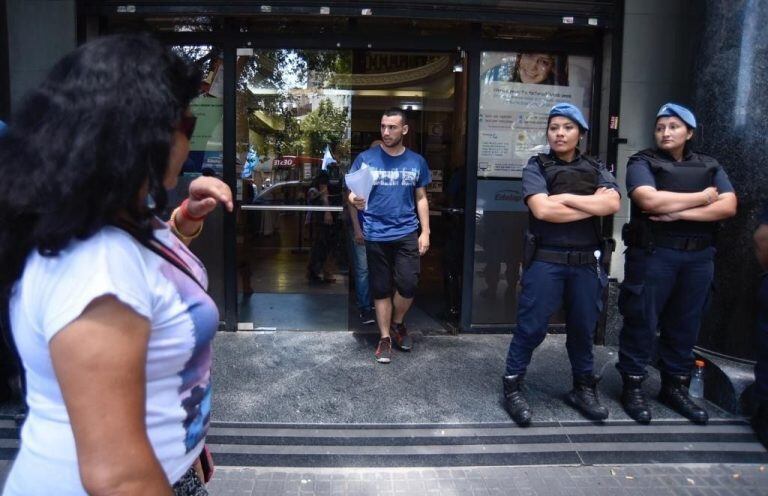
{"left": 476, "top": 180, "right": 528, "bottom": 212}
{"left": 494, "top": 189, "right": 522, "bottom": 202}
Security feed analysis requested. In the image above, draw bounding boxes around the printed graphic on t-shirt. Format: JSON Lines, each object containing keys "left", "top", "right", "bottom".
{"left": 159, "top": 244, "right": 219, "bottom": 453}
{"left": 372, "top": 168, "right": 420, "bottom": 186}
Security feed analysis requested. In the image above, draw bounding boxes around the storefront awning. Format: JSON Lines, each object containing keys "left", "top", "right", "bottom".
{"left": 83, "top": 1, "right": 620, "bottom": 29}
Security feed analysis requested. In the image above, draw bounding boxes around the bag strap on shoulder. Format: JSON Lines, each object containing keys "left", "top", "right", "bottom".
{"left": 114, "top": 219, "right": 206, "bottom": 292}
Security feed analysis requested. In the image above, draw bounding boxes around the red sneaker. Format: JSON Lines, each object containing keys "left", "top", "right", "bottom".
{"left": 375, "top": 337, "right": 392, "bottom": 363}
{"left": 391, "top": 323, "right": 413, "bottom": 351}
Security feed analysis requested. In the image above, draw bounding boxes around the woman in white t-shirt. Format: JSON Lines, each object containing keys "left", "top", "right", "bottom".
{"left": 0, "top": 34, "right": 232, "bottom": 495}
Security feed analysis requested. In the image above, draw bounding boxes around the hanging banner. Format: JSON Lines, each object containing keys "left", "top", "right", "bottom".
{"left": 477, "top": 52, "right": 593, "bottom": 178}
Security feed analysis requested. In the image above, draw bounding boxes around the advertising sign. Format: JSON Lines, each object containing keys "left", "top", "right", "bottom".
{"left": 477, "top": 52, "right": 593, "bottom": 178}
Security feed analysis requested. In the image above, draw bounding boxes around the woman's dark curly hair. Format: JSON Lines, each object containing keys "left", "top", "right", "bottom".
{"left": 0, "top": 33, "right": 201, "bottom": 300}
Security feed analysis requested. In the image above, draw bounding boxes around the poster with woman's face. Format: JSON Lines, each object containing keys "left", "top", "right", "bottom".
{"left": 478, "top": 52, "right": 593, "bottom": 178}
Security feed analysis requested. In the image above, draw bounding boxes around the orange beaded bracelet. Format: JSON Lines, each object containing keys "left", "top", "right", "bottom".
{"left": 180, "top": 198, "right": 206, "bottom": 222}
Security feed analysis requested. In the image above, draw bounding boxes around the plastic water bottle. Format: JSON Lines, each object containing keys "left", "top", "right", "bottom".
{"left": 689, "top": 360, "right": 705, "bottom": 399}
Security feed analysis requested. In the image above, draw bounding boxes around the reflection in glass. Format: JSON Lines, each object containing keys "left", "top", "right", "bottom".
{"left": 235, "top": 49, "right": 465, "bottom": 331}
{"left": 471, "top": 180, "right": 528, "bottom": 325}
{"left": 235, "top": 49, "right": 353, "bottom": 333}
{"left": 237, "top": 50, "right": 352, "bottom": 202}
{"left": 172, "top": 46, "right": 224, "bottom": 177}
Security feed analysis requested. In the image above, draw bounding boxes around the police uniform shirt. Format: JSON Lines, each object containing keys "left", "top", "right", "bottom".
{"left": 522, "top": 151, "right": 619, "bottom": 204}
{"left": 626, "top": 149, "right": 734, "bottom": 196}
{"left": 522, "top": 151, "right": 619, "bottom": 248}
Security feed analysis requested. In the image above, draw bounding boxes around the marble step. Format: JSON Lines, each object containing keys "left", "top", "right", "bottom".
{"left": 204, "top": 419, "right": 768, "bottom": 467}
{"left": 0, "top": 418, "right": 764, "bottom": 467}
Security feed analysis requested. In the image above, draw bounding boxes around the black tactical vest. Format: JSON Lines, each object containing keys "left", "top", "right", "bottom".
{"left": 630, "top": 148, "right": 720, "bottom": 238}
{"left": 529, "top": 153, "right": 602, "bottom": 248}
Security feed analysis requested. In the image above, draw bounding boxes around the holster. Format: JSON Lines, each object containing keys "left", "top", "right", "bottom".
{"left": 522, "top": 231, "right": 538, "bottom": 269}
{"left": 600, "top": 237, "right": 616, "bottom": 270}
{"left": 621, "top": 222, "right": 652, "bottom": 249}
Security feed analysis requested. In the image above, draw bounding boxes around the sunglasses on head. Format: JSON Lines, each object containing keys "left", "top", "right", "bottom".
{"left": 177, "top": 114, "right": 197, "bottom": 139}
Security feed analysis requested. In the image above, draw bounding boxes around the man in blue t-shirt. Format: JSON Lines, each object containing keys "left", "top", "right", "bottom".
{"left": 349, "top": 108, "right": 431, "bottom": 364}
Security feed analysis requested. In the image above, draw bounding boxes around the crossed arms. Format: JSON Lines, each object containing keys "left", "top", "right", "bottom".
{"left": 630, "top": 186, "right": 737, "bottom": 222}
{"left": 526, "top": 187, "right": 621, "bottom": 223}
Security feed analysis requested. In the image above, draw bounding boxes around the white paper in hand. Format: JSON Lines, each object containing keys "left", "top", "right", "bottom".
{"left": 345, "top": 163, "right": 374, "bottom": 210}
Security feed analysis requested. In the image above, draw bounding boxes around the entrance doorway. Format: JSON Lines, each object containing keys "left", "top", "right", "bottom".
{"left": 234, "top": 48, "right": 466, "bottom": 332}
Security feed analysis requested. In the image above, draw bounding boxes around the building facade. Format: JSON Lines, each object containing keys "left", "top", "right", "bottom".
{"left": 3, "top": 0, "right": 763, "bottom": 365}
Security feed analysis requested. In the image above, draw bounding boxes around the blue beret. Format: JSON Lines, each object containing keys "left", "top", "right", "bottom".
{"left": 548, "top": 103, "right": 589, "bottom": 131}
{"left": 656, "top": 102, "right": 696, "bottom": 129}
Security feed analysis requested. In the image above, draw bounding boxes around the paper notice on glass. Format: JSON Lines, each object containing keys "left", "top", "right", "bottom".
{"left": 345, "top": 164, "right": 374, "bottom": 210}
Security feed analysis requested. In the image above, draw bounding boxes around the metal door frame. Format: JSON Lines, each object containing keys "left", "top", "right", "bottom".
{"left": 224, "top": 37, "right": 472, "bottom": 331}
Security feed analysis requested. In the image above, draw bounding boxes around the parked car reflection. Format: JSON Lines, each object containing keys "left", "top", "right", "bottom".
{"left": 252, "top": 180, "right": 309, "bottom": 206}
{"left": 247, "top": 178, "right": 343, "bottom": 237}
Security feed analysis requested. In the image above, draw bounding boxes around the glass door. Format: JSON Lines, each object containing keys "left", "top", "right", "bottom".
{"left": 235, "top": 49, "right": 352, "bottom": 331}
{"left": 234, "top": 48, "right": 465, "bottom": 333}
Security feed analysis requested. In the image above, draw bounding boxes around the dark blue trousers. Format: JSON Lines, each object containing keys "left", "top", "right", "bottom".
{"left": 755, "top": 274, "right": 768, "bottom": 401}
{"left": 617, "top": 246, "right": 715, "bottom": 377}
{"left": 505, "top": 260, "right": 605, "bottom": 376}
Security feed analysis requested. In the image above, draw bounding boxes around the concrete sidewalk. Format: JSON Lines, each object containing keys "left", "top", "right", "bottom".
{"left": 205, "top": 463, "right": 768, "bottom": 495}
{"left": 2, "top": 459, "right": 767, "bottom": 495}
{"left": 3, "top": 459, "right": 767, "bottom": 495}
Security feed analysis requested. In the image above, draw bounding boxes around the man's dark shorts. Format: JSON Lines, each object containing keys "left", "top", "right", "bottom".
{"left": 365, "top": 231, "right": 420, "bottom": 299}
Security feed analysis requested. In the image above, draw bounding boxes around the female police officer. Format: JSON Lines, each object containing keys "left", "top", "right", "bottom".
{"left": 502, "top": 103, "right": 620, "bottom": 426}
{"left": 617, "top": 103, "right": 737, "bottom": 425}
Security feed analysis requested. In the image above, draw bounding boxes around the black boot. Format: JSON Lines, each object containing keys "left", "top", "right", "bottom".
{"left": 659, "top": 373, "right": 708, "bottom": 424}
{"left": 567, "top": 374, "right": 609, "bottom": 421}
{"left": 621, "top": 373, "right": 651, "bottom": 424}
{"left": 502, "top": 375, "right": 532, "bottom": 426}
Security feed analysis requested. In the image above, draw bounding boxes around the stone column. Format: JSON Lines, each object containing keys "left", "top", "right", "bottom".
{"left": 693, "top": 0, "right": 768, "bottom": 359}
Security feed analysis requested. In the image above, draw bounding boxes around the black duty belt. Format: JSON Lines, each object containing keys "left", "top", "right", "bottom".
{"left": 534, "top": 249, "right": 596, "bottom": 265}
{"left": 653, "top": 235, "right": 713, "bottom": 251}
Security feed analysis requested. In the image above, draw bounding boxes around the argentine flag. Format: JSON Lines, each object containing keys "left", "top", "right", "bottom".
{"left": 321, "top": 144, "right": 336, "bottom": 170}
